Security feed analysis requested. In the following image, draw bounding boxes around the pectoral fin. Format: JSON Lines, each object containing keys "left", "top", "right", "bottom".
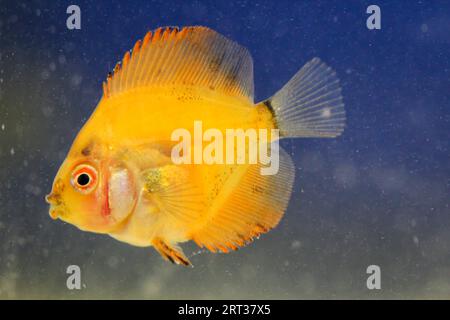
{"left": 152, "top": 237, "right": 192, "bottom": 267}
{"left": 142, "top": 165, "right": 204, "bottom": 223}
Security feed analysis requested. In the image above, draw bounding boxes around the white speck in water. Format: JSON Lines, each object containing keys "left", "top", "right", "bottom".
{"left": 58, "top": 55, "right": 66, "bottom": 65}
{"left": 291, "top": 240, "right": 302, "bottom": 250}
{"left": 42, "top": 106, "right": 53, "bottom": 118}
{"left": 322, "top": 107, "right": 331, "bottom": 118}
{"left": 1, "top": 124, "right": 4, "bottom": 131}
{"left": 40, "top": 69, "right": 50, "bottom": 80}
{"left": 10, "top": 147, "right": 15, "bottom": 156}
{"left": 25, "top": 184, "right": 42, "bottom": 196}
{"left": 107, "top": 256, "right": 119, "bottom": 269}
{"left": 420, "top": 23, "right": 428, "bottom": 33}
{"left": 413, "top": 236, "right": 419, "bottom": 246}
{"left": 70, "top": 74, "right": 83, "bottom": 87}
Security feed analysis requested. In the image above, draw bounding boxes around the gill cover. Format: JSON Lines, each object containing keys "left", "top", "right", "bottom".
{"left": 108, "top": 167, "right": 136, "bottom": 224}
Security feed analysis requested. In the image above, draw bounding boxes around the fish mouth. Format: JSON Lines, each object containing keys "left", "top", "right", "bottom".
{"left": 48, "top": 207, "right": 62, "bottom": 220}
{"left": 46, "top": 178, "right": 64, "bottom": 204}
{"left": 45, "top": 192, "right": 61, "bottom": 205}
{"left": 45, "top": 192, "right": 64, "bottom": 220}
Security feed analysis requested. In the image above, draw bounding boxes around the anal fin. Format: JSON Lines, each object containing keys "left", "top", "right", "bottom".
{"left": 152, "top": 238, "right": 192, "bottom": 267}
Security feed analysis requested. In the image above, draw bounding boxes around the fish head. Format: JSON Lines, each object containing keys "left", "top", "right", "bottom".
{"left": 46, "top": 142, "right": 137, "bottom": 234}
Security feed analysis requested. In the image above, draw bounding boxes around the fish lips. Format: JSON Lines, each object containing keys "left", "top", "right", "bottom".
{"left": 45, "top": 192, "right": 65, "bottom": 220}
{"left": 46, "top": 178, "right": 66, "bottom": 219}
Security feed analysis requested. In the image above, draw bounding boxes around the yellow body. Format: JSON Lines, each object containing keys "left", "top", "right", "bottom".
{"left": 81, "top": 87, "right": 273, "bottom": 247}
{"left": 46, "top": 26, "right": 345, "bottom": 266}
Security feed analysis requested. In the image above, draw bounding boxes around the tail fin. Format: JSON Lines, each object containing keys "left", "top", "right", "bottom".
{"left": 265, "top": 58, "right": 345, "bottom": 138}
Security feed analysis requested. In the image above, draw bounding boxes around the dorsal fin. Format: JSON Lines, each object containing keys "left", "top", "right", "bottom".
{"left": 103, "top": 26, "right": 254, "bottom": 102}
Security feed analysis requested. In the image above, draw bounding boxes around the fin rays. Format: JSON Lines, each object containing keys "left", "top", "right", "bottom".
{"left": 268, "top": 57, "right": 346, "bottom": 138}
{"left": 191, "top": 147, "right": 295, "bottom": 253}
{"left": 103, "top": 26, "right": 254, "bottom": 102}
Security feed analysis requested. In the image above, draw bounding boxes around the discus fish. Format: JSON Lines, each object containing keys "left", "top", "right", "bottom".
{"left": 46, "top": 26, "right": 345, "bottom": 266}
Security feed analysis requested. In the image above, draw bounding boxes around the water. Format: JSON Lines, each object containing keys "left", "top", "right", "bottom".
{"left": 0, "top": 0, "right": 449, "bottom": 299}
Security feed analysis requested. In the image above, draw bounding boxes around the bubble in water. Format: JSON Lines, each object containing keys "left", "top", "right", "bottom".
{"left": 420, "top": 24, "right": 428, "bottom": 33}
{"left": 71, "top": 74, "right": 83, "bottom": 87}
{"left": 291, "top": 240, "right": 302, "bottom": 250}
{"left": 107, "top": 256, "right": 119, "bottom": 269}
{"left": 58, "top": 55, "right": 66, "bottom": 65}
{"left": 40, "top": 69, "right": 50, "bottom": 80}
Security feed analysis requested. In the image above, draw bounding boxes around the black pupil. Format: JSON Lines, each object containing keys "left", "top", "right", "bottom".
{"left": 77, "top": 173, "right": 90, "bottom": 186}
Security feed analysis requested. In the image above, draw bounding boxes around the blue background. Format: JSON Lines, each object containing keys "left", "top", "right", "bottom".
{"left": 0, "top": 0, "right": 449, "bottom": 298}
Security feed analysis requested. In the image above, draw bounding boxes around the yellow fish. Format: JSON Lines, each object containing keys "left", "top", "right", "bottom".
{"left": 45, "top": 26, "right": 345, "bottom": 266}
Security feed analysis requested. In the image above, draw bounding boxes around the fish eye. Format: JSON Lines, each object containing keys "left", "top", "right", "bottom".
{"left": 77, "top": 173, "right": 90, "bottom": 186}
{"left": 71, "top": 164, "right": 98, "bottom": 194}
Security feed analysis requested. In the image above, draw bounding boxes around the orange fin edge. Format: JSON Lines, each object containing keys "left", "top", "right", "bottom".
{"left": 192, "top": 223, "right": 271, "bottom": 253}
{"left": 102, "top": 26, "right": 179, "bottom": 98}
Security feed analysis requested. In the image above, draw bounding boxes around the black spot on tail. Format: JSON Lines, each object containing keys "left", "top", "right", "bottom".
{"left": 263, "top": 99, "right": 279, "bottom": 130}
